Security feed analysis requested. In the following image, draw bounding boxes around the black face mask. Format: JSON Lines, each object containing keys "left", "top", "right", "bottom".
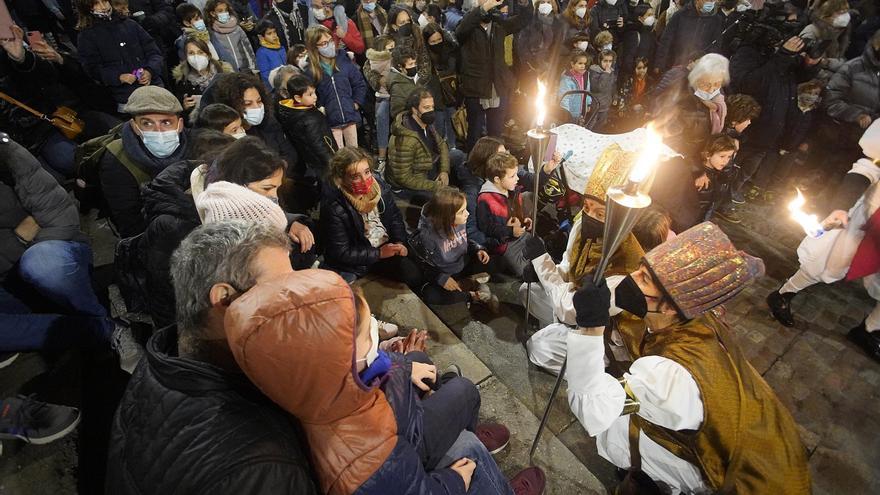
{"left": 275, "top": 0, "right": 294, "bottom": 12}
{"left": 428, "top": 42, "right": 444, "bottom": 52}
{"left": 398, "top": 23, "right": 413, "bottom": 37}
{"left": 419, "top": 109, "right": 436, "bottom": 125}
{"left": 615, "top": 275, "right": 648, "bottom": 317}
{"left": 581, "top": 213, "right": 605, "bottom": 240}
{"left": 405, "top": 66, "right": 418, "bottom": 77}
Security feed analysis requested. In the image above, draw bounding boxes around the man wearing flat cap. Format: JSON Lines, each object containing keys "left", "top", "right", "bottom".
{"left": 99, "top": 86, "right": 190, "bottom": 238}
{"left": 565, "top": 222, "right": 811, "bottom": 494}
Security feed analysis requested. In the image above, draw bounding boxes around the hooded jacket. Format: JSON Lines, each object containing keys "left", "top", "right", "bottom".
{"left": 825, "top": 42, "right": 880, "bottom": 125}
{"left": 224, "top": 270, "right": 468, "bottom": 495}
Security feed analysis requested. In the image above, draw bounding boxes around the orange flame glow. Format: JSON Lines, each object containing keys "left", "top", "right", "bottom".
{"left": 788, "top": 188, "right": 825, "bottom": 238}
{"left": 629, "top": 124, "right": 662, "bottom": 184}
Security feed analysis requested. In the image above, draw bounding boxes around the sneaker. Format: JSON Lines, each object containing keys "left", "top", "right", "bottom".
{"left": 0, "top": 353, "right": 19, "bottom": 369}
{"left": 440, "top": 363, "right": 462, "bottom": 383}
{"left": 766, "top": 289, "right": 797, "bottom": 327}
{"left": 472, "top": 284, "right": 501, "bottom": 312}
{"left": 746, "top": 185, "right": 762, "bottom": 201}
{"left": 0, "top": 396, "right": 80, "bottom": 445}
{"left": 111, "top": 321, "right": 144, "bottom": 374}
{"left": 714, "top": 208, "right": 742, "bottom": 224}
{"left": 510, "top": 466, "right": 546, "bottom": 495}
{"left": 731, "top": 189, "right": 746, "bottom": 204}
{"left": 374, "top": 317, "right": 399, "bottom": 340}
{"left": 475, "top": 422, "right": 510, "bottom": 454}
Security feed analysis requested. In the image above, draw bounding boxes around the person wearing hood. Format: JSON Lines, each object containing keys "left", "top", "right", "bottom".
{"left": 224, "top": 268, "right": 548, "bottom": 495}
{"left": 515, "top": 0, "right": 559, "bottom": 95}
{"left": 172, "top": 38, "right": 233, "bottom": 114}
{"left": 75, "top": 0, "right": 167, "bottom": 110}
{"left": 654, "top": 0, "right": 723, "bottom": 72}
{"left": 768, "top": 121, "right": 880, "bottom": 362}
{"left": 204, "top": 0, "right": 258, "bottom": 73}
{"left": 564, "top": 222, "right": 810, "bottom": 493}
{"left": 106, "top": 221, "right": 319, "bottom": 494}
{"left": 799, "top": 0, "right": 852, "bottom": 77}
{"left": 98, "top": 86, "right": 190, "bottom": 238}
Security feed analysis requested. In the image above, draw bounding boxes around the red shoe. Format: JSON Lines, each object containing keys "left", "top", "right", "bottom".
{"left": 475, "top": 422, "right": 510, "bottom": 454}
{"left": 510, "top": 466, "right": 546, "bottom": 495}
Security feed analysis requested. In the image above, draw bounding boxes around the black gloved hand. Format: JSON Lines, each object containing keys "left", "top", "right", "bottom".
{"left": 522, "top": 235, "right": 547, "bottom": 261}
{"left": 523, "top": 262, "right": 540, "bottom": 283}
{"left": 573, "top": 274, "right": 611, "bottom": 328}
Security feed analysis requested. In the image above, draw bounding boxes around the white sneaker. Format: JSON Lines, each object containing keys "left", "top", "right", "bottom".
{"left": 111, "top": 323, "right": 144, "bottom": 374}
{"left": 374, "top": 316, "right": 399, "bottom": 340}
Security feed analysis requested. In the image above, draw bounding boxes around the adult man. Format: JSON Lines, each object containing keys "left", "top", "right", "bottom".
{"left": 767, "top": 120, "right": 880, "bottom": 362}
{"left": 566, "top": 222, "right": 810, "bottom": 493}
{"left": 99, "top": 86, "right": 189, "bottom": 237}
{"left": 654, "top": 0, "right": 723, "bottom": 72}
{"left": 106, "top": 221, "right": 318, "bottom": 493}
{"left": 825, "top": 31, "right": 880, "bottom": 133}
{"left": 387, "top": 88, "right": 466, "bottom": 201}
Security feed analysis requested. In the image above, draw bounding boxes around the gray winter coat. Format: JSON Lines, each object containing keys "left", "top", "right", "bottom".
{"left": 825, "top": 43, "right": 880, "bottom": 124}
{"left": 0, "top": 134, "right": 87, "bottom": 278}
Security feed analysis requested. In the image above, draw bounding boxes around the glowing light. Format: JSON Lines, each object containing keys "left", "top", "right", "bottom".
{"left": 535, "top": 80, "right": 546, "bottom": 128}
{"left": 629, "top": 124, "right": 662, "bottom": 184}
{"left": 788, "top": 188, "right": 825, "bottom": 238}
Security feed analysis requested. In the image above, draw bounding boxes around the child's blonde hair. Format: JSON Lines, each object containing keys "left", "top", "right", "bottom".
{"left": 424, "top": 187, "right": 467, "bottom": 239}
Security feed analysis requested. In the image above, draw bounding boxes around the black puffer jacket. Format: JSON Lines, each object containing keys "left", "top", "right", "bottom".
{"left": 106, "top": 326, "right": 319, "bottom": 495}
{"left": 140, "top": 160, "right": 202, "bottom": 328}
{"left": 654, "top": 3, "right": 723, "bottom": 71}
{"left": 590, "top": 0, "right": 628, "bottom": 41}
{"left": 275, "top": 101, "right": 337, "bottom": 181}
{"left": 0, "top": 51, "right": 57, "bottom": 154}
{"left": 319, "top": 177, "right": 408, "bottom": 277}
{"left": 0, "top": 135, "right": 88, "bottom": 279}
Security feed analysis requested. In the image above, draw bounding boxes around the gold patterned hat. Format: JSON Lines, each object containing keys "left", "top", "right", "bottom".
{"left": 582, "top": 144, "right": 636, "bottom": 202}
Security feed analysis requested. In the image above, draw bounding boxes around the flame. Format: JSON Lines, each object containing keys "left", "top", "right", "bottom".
{"left": 535, "top": 80, "right": 546, "bottom": 128}
{"left": 787, "top": 188, "right": 824, "bottom": 237}
{"left": 629, "top": 124, "right": 662, "bottom": 184}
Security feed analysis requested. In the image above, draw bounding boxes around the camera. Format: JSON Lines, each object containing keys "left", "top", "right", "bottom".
{"left": 728, "top": 2, "right": 806, "bottom": 54}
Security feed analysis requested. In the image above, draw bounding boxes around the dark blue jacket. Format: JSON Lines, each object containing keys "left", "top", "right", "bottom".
{"left": 76, "top": 17, "right": 166, "bottom": 104}
{"left": 654, "top": 3, "right": 722, "bottom": 71}
{"left": 306, "top": 51, "right": 368, "bottom": 128}
{"left": 319, "top": 176, "right": 408, "bottom": 277}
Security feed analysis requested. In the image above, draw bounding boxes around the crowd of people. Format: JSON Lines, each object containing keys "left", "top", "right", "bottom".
{"left": 1, "top": 0, "right": 879, "bottom": 493}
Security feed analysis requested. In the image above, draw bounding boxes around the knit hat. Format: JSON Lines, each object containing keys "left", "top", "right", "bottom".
{"left": 583, "top": 144, "right": 635, "bottom": 202}
{"left": 196, "top": 181, "right": 288, "bottom": 232}
{"left": 643, "top": 222, "right": 765, "bottom": 320}
{"left": 122, "top": 86, "right": 183, "bottom": 115}
{"left": 860, "top": 119, "right": 880, "bottom": 161}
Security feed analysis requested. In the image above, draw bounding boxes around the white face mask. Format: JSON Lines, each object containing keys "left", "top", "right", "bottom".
{"left": 575, "top": 7, "right": 587, "bottom": 18}
{"left": 736, "top": 2, "right": 749, "bottom": 11}
{"left": 187, "top": 54, "right": 210, "bottom": 71}
{"left": 643, "top": 15, "right": 655, "bottom": 26}
{"left": 232, "top": 130, "right": 247, "bottom": 139}
{"left": 244, "top": 104, "right": 265, "bottom": 126}
{"left": 694, "top": 88, "right": 721, "bottom": 100}
{"left": 832, "top": 12, "right": 850, "bottom": 28}
{"left": 606, "top": 0, "right": 617, "bottom": 5}
{"left": 576, "top": 41, "right": 589, "bottom": 51}
{"left": 313, "top": 7, "right": 329, "bottom": 20}
{"left": 297, "top": 56, "right": 309, "bottom": 70}
{"left": 418, "top": 13, "right": 429, "bottom": 28}
{"left": 538, "top": 3, "right": 553, "bottom": 15}
{"left": 603, "top": 43, "right": 613, "bottom": 50}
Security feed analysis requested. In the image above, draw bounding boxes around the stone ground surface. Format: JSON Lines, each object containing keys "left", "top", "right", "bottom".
{"left": 2, "top": 190, "right": 880, "bottom": 494}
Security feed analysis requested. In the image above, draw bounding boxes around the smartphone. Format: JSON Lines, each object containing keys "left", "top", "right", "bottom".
{"left": 0, "top": 0, "right": 15, "bottom": 41}
{"left": 27, "top": 30, "right": 43, "bottom": 46}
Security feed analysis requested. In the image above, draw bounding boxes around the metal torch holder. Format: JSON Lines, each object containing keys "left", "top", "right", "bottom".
{"left": 523, "top": 127, "right": 550, "bottom": 325}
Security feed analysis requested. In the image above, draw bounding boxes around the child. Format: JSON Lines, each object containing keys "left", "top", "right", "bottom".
{"left": 276, "top": 74, "right": 337, "bottom": 183}
{"left": 204, "top": 0, "right": 258, "bottom": 73}
{"left": 111, "top": 0, "right": 129, "bottom": 17}
{"left": 476, "top": 152, "right": 534, "bottom": 277}
{"left": 559, "top": 49, "right": 592, "bottom": 122}
{"left": 594, "top": 30, "right": 614, "bottom": 52}
{"left": 723, "top": 93, "right": 761, "bottom": 140}
{"left": 364, "top": 35, "right": 395, "bottom": 172}
{"left": 387, "top": 46, "right": 420, "bottom": 118}
{"left": 615, "top": 56, "right": 651, "bottom": 130}
{"left": 415, "top": 187, "right": 496, "bottom": 306}
{"left": 193, "top": 102, "right": 247, "bottom": 138}
{"left": 694, "top": 134, "right": 740, "bottom": 223}
{"left": 588, "top": 49, "right": 618, "bottom": 131}
{"left": 255, "top": 19, "right": 288, "bottom": 86}
{"left": 286, "top": 43, "right": 309, "bottom": 70}
{"left": 175, "top": 3, "right": 220, "bottom": 61}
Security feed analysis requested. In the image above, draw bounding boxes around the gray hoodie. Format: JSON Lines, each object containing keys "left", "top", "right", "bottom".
{"left": 416, "top": 209, "right": 473, "bottom": 286}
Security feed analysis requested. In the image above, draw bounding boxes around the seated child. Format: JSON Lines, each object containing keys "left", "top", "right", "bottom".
{"left": 255, "top": 19, "right": 288, "bottom": 87}
{"left": 476, "top": 152, "right": 534, "bottom": 278}
{"left": 559, "top": 49, "right": 592, "bottom": 122}
{"left": 387, "top": 46, "right": 421, "bottom": 118}
{"left": 175, "top": 3, "right": 219, "bottom": 61}
{"left": 587, "top": 48, "right": 618, "bottom": 131}
{"left": 414, "top": 186, "right": 496, "bottom": 306}
{"left": 276, "top": 75, "right": 337, "bottom": 182}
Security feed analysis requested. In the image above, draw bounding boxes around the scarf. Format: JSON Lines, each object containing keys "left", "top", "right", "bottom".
{"left": 260, "top": 38, "right": 282, "bottom": 50}
{"left": 633, "top": 76, "right": 646, "bottom": 101}
{"left": 568, "top": 69, "right": 585, "bottom": 90}
{"left": 272, "top": 3, "right": 305, "bottom": 46}
{"left": 187, "top": 62, "right": 218, "bottom": 91}
{"left": 212, "top": 15, "right": 239, "bottom": 34}
{"left": 183, "top": 26, "right": 211, "bottom": 45}
{"left": 708, "top": 93, "right": 727, "bottom": 135}
{"left": 341, "top": 180, "right": 382, "bottom": 214}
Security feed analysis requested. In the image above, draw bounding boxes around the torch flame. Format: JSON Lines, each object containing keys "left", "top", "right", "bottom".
{"left": 535, "top": 80, "right": 546, "bottom": 129}
{"left": 629, "top": 124, "right": 662, "bottom": 184}
{"left": 788, "top": 188, "right": 824, "bottom": 237}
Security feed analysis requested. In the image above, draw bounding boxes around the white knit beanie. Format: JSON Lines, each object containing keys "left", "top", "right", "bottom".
{"left": 196, "top": 181, "right": 288, "bottom": 232}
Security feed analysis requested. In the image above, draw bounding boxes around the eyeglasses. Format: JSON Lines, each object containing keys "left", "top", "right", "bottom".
{"left": 316, "top": 39, "right": 332, "bottom": 48}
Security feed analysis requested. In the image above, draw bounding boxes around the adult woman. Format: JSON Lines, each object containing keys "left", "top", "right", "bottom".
{"left": 386, "top": 5, "right": 432, "bottom": 82}
{"left": 320, "top": 147, "right": 423, "bottom": 290}
{"left": 422, "top": 22, "right": 459, "bottom": 146}
{"left": 173, "top": 38, "right": 233, "bottom": 112}
{"left": 304, "top": 25, "right": 367, "bottom": 148}
{"left": 203, "top": 137, "right": 317, "bottom": 269}
{"left": 553, "top": 0, "right": 591, "bottom": 62}
{"left": 799, "top": 0, "right": 852, "bottom": 77}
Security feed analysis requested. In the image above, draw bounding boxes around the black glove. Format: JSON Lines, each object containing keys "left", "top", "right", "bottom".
{"left": 615, "top": 275, "right": 648, "bottom": 318}
{"left": 522, "top": 236, "right": 547, "bottom": 261}
{"left": 523, "top": 262, "right": 540, "bottom": 283}
{"left": 573, "top": 274, "right": 611, "bottom": 328}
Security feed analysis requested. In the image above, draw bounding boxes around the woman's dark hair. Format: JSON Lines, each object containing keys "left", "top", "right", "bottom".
{"left": 207, "top": 72, "right": 271, "bottom": 118}
{"left": 286, "top": 74, "right": 314, "bottom": 99}
{"left": 204, "top": 0, "right": 235, "bottom": 23}
{"left": 193, "top": 103, "right": 241, "bottom": 131}
{"left": 183, "top": 37, "right": 225, "bottom": 72}
{"left": 421, "top": 22, "right": 444, "bottom": 45}
{"left": 75, "top": 0, "right": 102, "bottom": 30}
{"left": 424, "top": 4, "right": 444, "bottom": 25}
{"left": 373, "top": 34, "right": 394, "bottom": 51}
{"left": 186, "top": 129, "right": 237, "bottom": 162}
{"left": 468, "top": 136, "right": 504, "bottom": 179}
{"left": 632, "top": 4, "right": 651, "bottom": 18}
{"left": 329, "top": 147, "right": 374, "bottom": 186}
{"left": 386, "top": 5, "right": 425, "bottom": 53}
{"left": 255, "top": 18, "right": 275, "bottom": 37}
{"left": 206, "top": 136, "right": 287, "bottom": 186}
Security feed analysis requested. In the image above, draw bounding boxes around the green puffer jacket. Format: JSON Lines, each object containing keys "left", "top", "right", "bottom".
{"left": 387, "top": 113, "right": 449, "bottom": 192}
{"left": 387, "top": 68, "right": 420, "bottom": 118}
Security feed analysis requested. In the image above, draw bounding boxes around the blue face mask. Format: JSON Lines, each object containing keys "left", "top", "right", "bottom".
{"left": 701, "top": 1, "right": 716, "bottom": 13}
{"left": 217, "top": 12, "right": 231, "bottom": 23}
{"left": 193, "top": 19, "right": 207, "bottom": 31}
{"left": 138, "top": 125, "right": 181, "bottom": 158}
{"left": 363, "top": 2, "right": 376, "bottom": 12}
{"left": 359, "top": 350, "right": 391, "bottom": 384}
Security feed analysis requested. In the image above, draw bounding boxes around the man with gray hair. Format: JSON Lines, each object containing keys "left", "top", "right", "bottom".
{"left": 106, "top": 221, "right": 318, "bottom": 494}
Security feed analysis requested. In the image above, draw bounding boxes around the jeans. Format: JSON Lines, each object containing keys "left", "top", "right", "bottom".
{"left": 376, "top": 98, "right": 391, "bottom": 150}
{"left": 434, "top": 107, "right": 456, "bottom": 149}
{"left": 438, "top": 431, "right": 515, "bottom": 495}
{"left": 464, "top": 95, "right": 509, "bottom": 152}
{"left": 39, "top": 130, "right": 77, "bottom": 179}
{"left": 733, "top": 148, "right": 768, "bottom": 193}
{"left": 0, "top": 241, "right": 113, "bottom": 351}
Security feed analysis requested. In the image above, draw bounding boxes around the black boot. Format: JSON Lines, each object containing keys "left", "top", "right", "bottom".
{"left": 767, "top": 289, "right": 797, "bottom": 327}
{"left": 847, "top": 320, "right": 880, "bottom": 363}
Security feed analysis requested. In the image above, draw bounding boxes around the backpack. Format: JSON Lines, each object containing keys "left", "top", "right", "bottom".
{"left": 74, "top": 123, "right": 151, "bottom": 212}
